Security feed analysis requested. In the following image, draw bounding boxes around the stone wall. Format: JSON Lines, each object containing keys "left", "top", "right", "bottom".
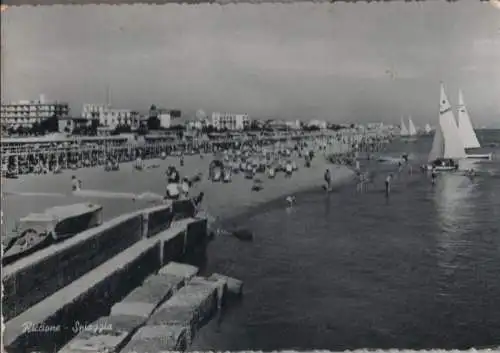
{"left": 2, "top": 204, "right": 175, "bottom": 321}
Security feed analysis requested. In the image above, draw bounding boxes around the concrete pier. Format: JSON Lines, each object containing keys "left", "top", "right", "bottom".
{"left": 56, "top": 264, "right": 234, "bottom": 353}
{"left": 3, "top": 202, "right": 209, "bottom": 353}
{"left": 121, "top": 277, "right": 224, "bottom": 353}
{"left": 57, "top": 264, "right": 198, "bottom": 353}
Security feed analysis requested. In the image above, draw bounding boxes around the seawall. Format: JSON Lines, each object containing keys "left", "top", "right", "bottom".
{"left": 2, "top": 199, "right": 204, "bottom": 352}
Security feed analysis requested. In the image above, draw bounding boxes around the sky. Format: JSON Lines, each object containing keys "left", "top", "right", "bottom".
{"left": 1, "top": 2, "right": 499, "bottom": 126}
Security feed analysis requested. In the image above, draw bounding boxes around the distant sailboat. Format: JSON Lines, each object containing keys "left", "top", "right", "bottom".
{"left": 457, "top": 90, "right": 492, "bottom": 160}
{"left": 400, "top": 117, "right": 409, "bottom": 137}
{"left": 424, "top": 123, "right": 432, "bottom": 134}
{"left": 408, "top": 116, "right": 418, "bottom": 136}
{"left": 426, "top": 83, "right": 466, "bottom": 171}
{"left": 400, "top": 116, "right": 417, "bottom": 142}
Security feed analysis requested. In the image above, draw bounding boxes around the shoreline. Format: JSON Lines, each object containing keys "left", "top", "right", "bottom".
{"left": 187, "top": 154, "right": 355, "bottom": 225}
{"left": 214, "top": 164, "right": 355, "bottom": 228}
{"left": 2, "top": 153, "right": 354, "bottom": 236}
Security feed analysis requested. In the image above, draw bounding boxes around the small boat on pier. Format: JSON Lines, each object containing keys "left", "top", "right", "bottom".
{"left": 2, "top": 203, "right": 103, "bottom": 265}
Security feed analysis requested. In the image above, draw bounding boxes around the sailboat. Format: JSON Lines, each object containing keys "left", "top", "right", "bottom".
{"left": 407, "top": 116, "right": 418, "bottom": 141}
{"left": 424, "top": 123, "right": 432, "bottom": 135}
{"left": 457, "top": 90, "right": 493, "bottom": 160}
{"left": 400, "top": 117, "right": 409, "bottom": 137}
{"left": 426, "top": 83, "right": 466, "bottom": 172}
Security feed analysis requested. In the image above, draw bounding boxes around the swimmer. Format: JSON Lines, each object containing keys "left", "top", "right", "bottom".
{"left": 466, "top": 168, "right": 476, "bottom": 180}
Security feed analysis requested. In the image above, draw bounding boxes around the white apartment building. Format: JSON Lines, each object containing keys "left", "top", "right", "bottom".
{"left": 211, "top": 112, "right": 250, "bottom": 131}
{"left": 285, "top": 120, "right": 302, "bottom": 130}
{"left": 308, "top": 119, "right": 327, "bottom": 129}
{"left": 158, "top": 110, "right": 171, "bottom": 129}
{"left": 82, "top": 104, "right": 139, "bottom": 130}
{"left": 1, "top": 94, "right": 70, "bottom": 130}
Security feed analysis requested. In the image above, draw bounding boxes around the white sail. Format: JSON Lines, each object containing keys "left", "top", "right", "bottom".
{"left": 400, "top": 117, "right": 409, "bottom": 136}
{"left": 440, "top": 84, "right": 467, "bottom": 160}
{"left": 428, "top": 117, "right": 443, "bottom": 162}
{"left": 424, "top": 124, "right": 432, "bottom": 134}
{"left": 429, "top": 84, "right": 467, "bottom": 161}
{"left": 457, "top": 90, "right": 481, "bottom": 149}
{"left": 408, "top": 116, "right": 417, "bottom": 136}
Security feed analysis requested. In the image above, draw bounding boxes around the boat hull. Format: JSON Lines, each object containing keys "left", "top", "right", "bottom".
{"left": 465, "top": 153, "right": 493, "bottom": 161}
{"left": 2, "top": 231, "right": 53, "bottom": 265}
{"left": 2, "top": 203, "right": 103, "bottom": 265}
{"left": 425, "top": 158, "right": 460, "bottom": 172}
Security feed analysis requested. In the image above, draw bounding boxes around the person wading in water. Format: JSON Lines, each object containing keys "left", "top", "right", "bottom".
{"left": 385, "top": 173, "right": 393, "bottom": 196}
{"left": 431, "top": 167, "right": 437, "bottom": 185}
{"left": 71, "top": 175, "right": 82, "bottom": 191}
{"left": 324, "top": 168, "right": 332, "bottom": 191}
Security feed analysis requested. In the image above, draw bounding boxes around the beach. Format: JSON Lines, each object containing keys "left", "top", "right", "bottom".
{"left": 1, "top": 152, "right": 355, "bottom": 236}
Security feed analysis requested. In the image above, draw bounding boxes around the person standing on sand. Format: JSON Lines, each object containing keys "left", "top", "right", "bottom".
{"left": 181, "top": 177, "right": 190, "bottom": 198}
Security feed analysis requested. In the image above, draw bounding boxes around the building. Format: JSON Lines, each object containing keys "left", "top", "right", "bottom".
{"left": 82, "top": 104, "right": 139, "bottom": 130}
{"left": 1, "top": 94, "right": 69, "bottom": 130}
{"left": 211, "top": 112, "right": 250, "bottom": 131}
{"left": 307, "top": 119, "right": 327, "bottom": 129}
{"left": 58, "top": 117, "right": 92, "bottom": 134}
{"left": 286, "top": 120, "right": 302, "bottom": 130}
{"left": 185, "top": 117, "right": 210, "bottom": 131}
{"left": 158, "top": 109, "right": 171, "bottom": 129}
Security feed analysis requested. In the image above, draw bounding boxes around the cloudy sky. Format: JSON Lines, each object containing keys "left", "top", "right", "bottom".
{"left": 1, "top": 2, "right": 499, "bottom": 125}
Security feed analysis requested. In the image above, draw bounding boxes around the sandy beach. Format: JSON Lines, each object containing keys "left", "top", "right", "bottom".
{"left": 1, "top": 152, "right": 355, "bottom": 236}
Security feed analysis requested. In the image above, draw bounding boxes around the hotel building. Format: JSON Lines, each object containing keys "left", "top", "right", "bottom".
{"left": 211, "top": 112, "right": 250, "bottom": 131}
{"left": 82, "top": 104, "right": 139, "bottom": 130}
{"left": 0, "top": 94, "right": 70, "bottom": 130}
{"left": 158, "top": 109, "right": 171, "bottom": 129}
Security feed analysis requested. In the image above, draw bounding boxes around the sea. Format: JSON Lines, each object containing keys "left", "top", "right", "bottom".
{"left": 192, "top": 129, "right": 500, "bottom": 351}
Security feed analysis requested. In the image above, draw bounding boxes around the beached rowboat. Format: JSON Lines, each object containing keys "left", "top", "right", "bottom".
{"left": 2, "top": 203, "right": 103, "bottom": 265}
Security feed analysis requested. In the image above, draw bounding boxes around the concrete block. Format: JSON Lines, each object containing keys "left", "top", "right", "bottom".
{"left": 121, "top": 325, "right": 189, "bottom": 353}
{"left": 58, "top": 315, "right": 145, "bottom": 353}
{"left": 172, "top": 199, "right": 196, "bottom": 220}
{"left": 147, "top": 277, "right": 219, "bottom": 337}
{"left": 158, "top": 262, "right": 198, "bottom": 280}
{"left": 127, "top": 273, "right": 185, "bottom": 304}
{"left": 146, "top": 205, "right": 174, "bottom": 238}
{"left": 185, "top": 218, "right": 208, "bottom": 250}
{"left": 110, "top": 302, "right": 157, "bottom": 319}
{"left": 209, "top": 273, "right": 243, "bottom": 297}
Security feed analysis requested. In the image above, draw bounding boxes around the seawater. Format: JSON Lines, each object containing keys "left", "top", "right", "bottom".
{"left": 192, "top": 130, "right": 500, "bottom": 351}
